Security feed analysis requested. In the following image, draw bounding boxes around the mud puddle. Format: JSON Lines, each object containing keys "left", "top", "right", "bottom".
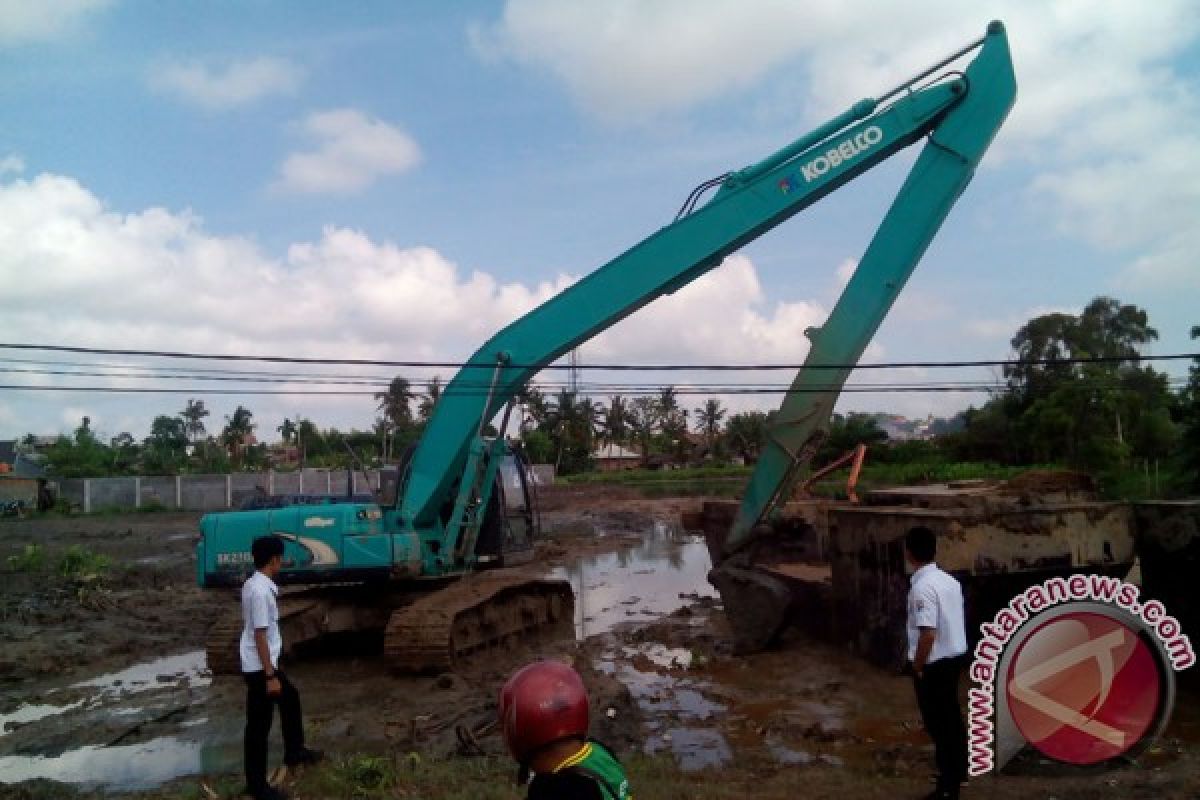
{"left": 0, "top": 651, "right": 241, "bottom": 788}
{"left": 547, "top": 519, "right": 718, "bottom": 639}
{"left": 548, "top": 520, "right": 743, "bottom": 770}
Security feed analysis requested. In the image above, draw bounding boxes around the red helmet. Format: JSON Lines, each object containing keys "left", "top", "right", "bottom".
{"left": 499, "top": 660, "right": 589, "bottom": 764}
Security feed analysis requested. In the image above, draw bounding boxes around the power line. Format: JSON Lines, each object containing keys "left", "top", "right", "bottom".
{"left": 0, "top": 382, "right": 1186, "bottom": 397}
{"left": 1, "top": 342, "right": 1196, "bottom": 372}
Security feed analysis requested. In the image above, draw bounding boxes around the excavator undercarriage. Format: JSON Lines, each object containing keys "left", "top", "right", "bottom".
{"left": 206, "top": 572, "right": 573, "bottom": 675}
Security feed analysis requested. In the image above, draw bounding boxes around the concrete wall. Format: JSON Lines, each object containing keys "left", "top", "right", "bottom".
{"left": 54, "top": 469, "right": 386, "bottom": 513}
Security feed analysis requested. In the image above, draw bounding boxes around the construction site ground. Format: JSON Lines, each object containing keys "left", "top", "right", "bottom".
{"left": 0, "top": 485, "right": 1196, "bottom": 799}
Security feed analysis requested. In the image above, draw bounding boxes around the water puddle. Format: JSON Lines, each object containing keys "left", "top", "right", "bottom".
{"left": 649, "top": 728, "right": 733, "bottom": 771}
{"left": 0, "top": 651, "right": 224, "bottom": 789}
{"left": 0, "top": 737, "right": 240, "bottom": 789}
{"left": 73, "top": 651, "right": 209, "bottom": 691}
{"left": 548, "top": 521, "right": 736, "bottom": 771}
{"left": 548, "top": 521, "right": 717, "bottom": 639}
{"left": 1, "top": 651, "right": 209, "bottom": 739}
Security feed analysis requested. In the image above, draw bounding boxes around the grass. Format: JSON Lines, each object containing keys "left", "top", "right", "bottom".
{"left": 6, "top": 542, "right": 46, "bottom": 572}
{"left": 57, "top": 545, "right": 111, "bottom": 580}
{"left": 561, "top": 461, "right": 1041, "bottom": 499}
{"left": 111, "top": 751, "right": 932, "bottom": 800}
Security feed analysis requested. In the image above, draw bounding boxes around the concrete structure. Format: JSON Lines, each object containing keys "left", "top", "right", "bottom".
{"left": 690, "top": 477, "right": 1146, "bottom": 668}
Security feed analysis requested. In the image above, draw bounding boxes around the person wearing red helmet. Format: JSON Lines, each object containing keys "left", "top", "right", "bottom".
{"left": 499, "top": 660, "right": 631, "bottom": 800}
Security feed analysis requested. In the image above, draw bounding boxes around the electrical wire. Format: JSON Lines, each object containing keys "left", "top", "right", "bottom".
{"left": 0, "top": 342, "right": 1195, "bottom": 372}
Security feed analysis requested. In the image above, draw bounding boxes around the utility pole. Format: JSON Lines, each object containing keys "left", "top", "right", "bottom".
{"left": 568, "top": 348, "right": 580, "bottom": 395}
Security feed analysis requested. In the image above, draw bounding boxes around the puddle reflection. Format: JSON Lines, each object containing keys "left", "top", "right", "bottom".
{"left": 549, "top": 521, "right": 717, "bottom": 638}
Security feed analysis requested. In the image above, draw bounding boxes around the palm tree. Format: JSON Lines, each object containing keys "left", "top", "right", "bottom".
{"left": 628, "top": 396, "right": 659, "bottom": 458}
{"left": 375, "top": 376, "right": 415, "bottom": 461}
{"left": 694, "top": 397, "right": 727, "bottom": 452}
{"left": 517, "top": 386, "right": 549, "bottom": 433}
{"left": 418, "top": 376, "right": 443, "bottom": 423}
{"left": 222, "top": 406, "right": 255, "bottom": 464}
{"left": 601, "top": 395, "right": 630, "bottom": 447}
{"left": 180, "top": 398, "right": 210, "bottom": 444}
{"left": 277, "top": 417, "right": 297, "bottom": 445}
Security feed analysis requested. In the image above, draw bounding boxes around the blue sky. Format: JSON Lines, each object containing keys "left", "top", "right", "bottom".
{"left": 1, "top": 1, "right": 1197, "bottom": 442}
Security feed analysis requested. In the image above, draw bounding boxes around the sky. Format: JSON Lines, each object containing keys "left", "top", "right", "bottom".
{"left": 0, "top": 0, "right": 1197, "bottom": 444}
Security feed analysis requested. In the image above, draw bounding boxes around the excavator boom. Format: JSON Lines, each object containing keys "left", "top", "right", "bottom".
{"left": 402, "top": 22, "right": 1016, "bottom": 596}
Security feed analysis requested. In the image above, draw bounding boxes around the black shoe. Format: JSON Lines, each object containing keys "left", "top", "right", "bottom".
{"left": 250, "top": 785, "right": 289, "bottom": 800}
{"left": 284, "top": 747, "right": 324, "bottom": 767}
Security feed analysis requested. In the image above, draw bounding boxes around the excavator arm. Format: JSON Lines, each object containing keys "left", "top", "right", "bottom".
{"left": 399, "top": 22, "right": 1016, "bottom": 607}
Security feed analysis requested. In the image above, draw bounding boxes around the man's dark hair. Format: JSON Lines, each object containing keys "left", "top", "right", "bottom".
{"left": 904, "top": 526, "right": 937, "bottom": 564}
{"left": 251, "top": 535, "right": 285, "bottom": 569}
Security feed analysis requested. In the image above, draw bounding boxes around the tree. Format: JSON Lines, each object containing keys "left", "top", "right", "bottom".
{"left": 221, "top": 406, "right": 256, "bottom": 466}
{"left": 693, "top": 398, "right": 727, "bottom": 452}
{"left": 517, "top": 386, "right": 549, "bottom": 433}
{"left": 656, "top": 387, "right": 689, "bottom": 461}
{"left": 296, "top": 418, "right": 321, "bottom": 466}
{"left": 544, "top": 390, "right": 600, "bottom": 474}
{"left": 418, "top": 376, "right": 443, "bottom": 423}
{"left": 993, "top": 296, "right": 1168, "bottom": 472}
{"left": 1179, "top": 325, "right": 1200, "bottom": 489}
{"left": 819, "top": 413, "right": 888, "bottom": 462}
{"left": 277, "top": 417, "right": 297, "bottom": 445}
{"left": 180, "top": 399, "right": 210, "bottom": 444}
{"left": 628, "top": 396, "right": 660, "bottom": 458}
{"left": 601, "top": 395, "right": 630, "bottom": 447}
{"left": 45, "top": 417, "right": 112, "bottom": 478}
{"left": 376, "top": 376, "right": 416, "bottom": 462}
{"left": 110, "top": 432, "right": 138, "bottom": 472}
{"left": 143, "top": 415, "right": 188, "bottom": 474}
{"left": 148, "top": 415, "right": 188, "bottom": 450}
{"left": 725, "top": 411, "right": 769, "bottom": 462}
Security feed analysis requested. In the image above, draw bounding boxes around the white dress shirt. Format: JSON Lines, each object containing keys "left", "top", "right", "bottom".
{"left": 906, "top": 562, "right": 967, "bottom": 663}
{"left": 239, "top": 570, "right": 282, "bottom": 673}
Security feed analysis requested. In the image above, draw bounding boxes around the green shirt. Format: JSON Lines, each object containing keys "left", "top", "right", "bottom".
{"left": 535, "top": 739, "right": 631, "bottom": 800}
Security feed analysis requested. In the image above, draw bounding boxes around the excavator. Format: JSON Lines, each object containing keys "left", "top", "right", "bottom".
{"left": 198, "top": 21, "right": 1016, "bottom": 672}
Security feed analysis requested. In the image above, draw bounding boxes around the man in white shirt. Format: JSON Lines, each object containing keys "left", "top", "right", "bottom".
{"left": 905, "top": 526, "right": 968, "bottom": 800}
{"left": 241, "top": 536, "right": 322, "bottom": 800}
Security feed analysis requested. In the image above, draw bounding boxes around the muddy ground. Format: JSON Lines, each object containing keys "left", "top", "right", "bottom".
{"left": 0, "top": 485, "right": 1197, "bottom": 799}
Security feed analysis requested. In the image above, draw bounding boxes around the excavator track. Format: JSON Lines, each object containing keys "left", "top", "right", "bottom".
{"left": 205, "top": 608, "right": 246, "bottom": 676}
{"left": 205, "top": 594, "right": 329, "bottom": 676}
{"left": 383, "top": 571, "right": 574, "bottom": 673}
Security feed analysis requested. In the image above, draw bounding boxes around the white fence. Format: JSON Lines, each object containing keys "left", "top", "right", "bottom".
{"left": 56, "top": 464, "right": 556, "bottom": 513}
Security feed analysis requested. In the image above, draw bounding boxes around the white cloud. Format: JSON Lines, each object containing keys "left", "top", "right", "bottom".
{"left": 833, "top": 257, "right": 856, "bottom": 289}
{"left": 0, "top": 155, "right": 23, "bottom": 176}
{"left": 589, "top": 255, "right": 825, "bottom": 365}
{"left": 149, "top": 56, "right": 304, "bottom": 110}
{"left": 1, "top": 170, "right": 863, "bottom": 436}
{"left": 964, "top": 305, "right": 1078, "bottom": 341}
{"left": 474, "top": 1, "right": 1200, "bottom": 292}
{"left": 274, "top": 109, "right": 422, "bottom": 194}
{"left": 0, "top": 0, "right": 110, "bottom": 45}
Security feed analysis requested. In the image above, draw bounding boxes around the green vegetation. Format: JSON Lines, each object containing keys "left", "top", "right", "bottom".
{"left": 106, "top": 751, "right": 947, "bottom": 800}
{"left": 57, "top": 545, "right": 110, "bottom": 580}
{"left": 27, "top": 296, "right": 1200, "bottom": 501}
{"left": 6, "top": 543, "right": 46, "bottom": 572}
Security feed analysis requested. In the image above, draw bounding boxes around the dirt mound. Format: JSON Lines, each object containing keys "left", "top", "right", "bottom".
{"left": 1004, "top": 469, "right": 1095, "bottom": 495}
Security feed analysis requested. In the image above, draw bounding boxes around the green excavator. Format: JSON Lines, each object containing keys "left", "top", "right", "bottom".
{"left": 198, "top": 21, "right": 1016, "bottom": 672}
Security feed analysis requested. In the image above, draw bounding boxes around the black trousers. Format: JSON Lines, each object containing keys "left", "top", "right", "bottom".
{"left": 244, "top": 669, "right": 305, "bottom": 791}
{"left": 913, "top": 655, "right": 968, "bottom": 792}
